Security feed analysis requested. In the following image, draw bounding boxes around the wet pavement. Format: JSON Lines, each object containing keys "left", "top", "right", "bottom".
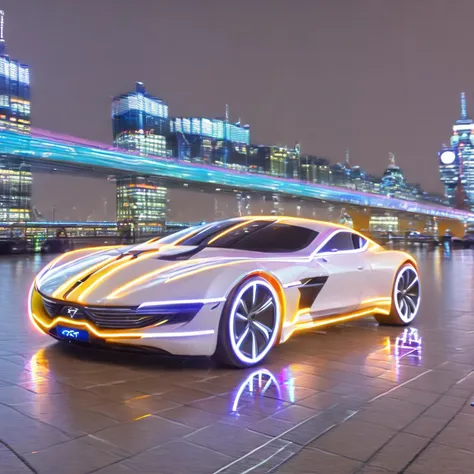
{"left": 1, "top": 247, "right": 474, "bottom": 473}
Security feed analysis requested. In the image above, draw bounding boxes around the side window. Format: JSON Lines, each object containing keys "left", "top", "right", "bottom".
{"left": 351, "top": 233, "right": 367, "bottom": 250}
{"left": 318, "top": 232, "right": 354, "bottom": 253}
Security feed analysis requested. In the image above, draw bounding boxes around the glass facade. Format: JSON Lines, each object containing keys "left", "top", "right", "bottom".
{"left": 112, "top": 82, "right": 168, "bottom": 157}
{"left": 116, "top": 176, "right": 167, "bottom": 225}
{"left": 300, "top": 156, "right": 330, "bottom": 184}
{"left": 0, "top": 12, "right": 30, "bottom": 134}
{"left": 169, "top": 117, "right": 249, "bottom": 168}
{"left": 0, "top": 160, "right": 32, "bottom": 222}
{"left": 439, "top": 93, "right": 474, "bottom": 210}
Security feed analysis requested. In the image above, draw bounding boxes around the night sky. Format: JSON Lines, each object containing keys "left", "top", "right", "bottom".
{"left": 2, "top": 0, "right": 472, "bottom": 218}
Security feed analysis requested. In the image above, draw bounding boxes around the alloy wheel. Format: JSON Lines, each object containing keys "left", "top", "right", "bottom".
{"left": 395, "top": 266, "right": 421, "bottom": 323}
{"left": 229, "top": 279, "right": 280, "bottom": 365}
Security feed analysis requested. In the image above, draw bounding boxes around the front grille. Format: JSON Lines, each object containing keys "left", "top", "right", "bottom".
{"left": 86, "top": 307, "right": 168, "bottom": 329}
{"left": 42, "top": 298, "right": 62, "bottom": 317}
{"left": 40, "top": 295, "right": 201, "bottom": 330}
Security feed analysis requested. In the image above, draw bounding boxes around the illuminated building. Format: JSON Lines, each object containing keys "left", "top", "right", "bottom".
{"left": 381, "top": 153, "right": 406, "bottom": 198}
{"left": 438, "top": 93, "right": 472, "bottom": 208}
{"left": 251, "top": 145, "right": 299, "bottom": 178}
{"left": 0, "top": 11, "right": 30, "bottom": 134}
{"left": 0, "top": 159, "right": 32, "bottom": 222}
{"left": 299, "top": 155, "right": 330, "bottom": 184}
{"left": 112, "top": 82, "right": 168, "bottom": 157}
{"left": 0, "top": 12, "right": 31, "bottom": 223}
{"left": 169, "top": 113, "right": 250, "bottom": 169}
{"left": 116, "top": 176, "right": 167, "bottom": 235}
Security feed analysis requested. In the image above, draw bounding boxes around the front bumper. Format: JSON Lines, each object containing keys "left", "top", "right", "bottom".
{"left": 29, "top": 287, "right": 223, "bottom": 356}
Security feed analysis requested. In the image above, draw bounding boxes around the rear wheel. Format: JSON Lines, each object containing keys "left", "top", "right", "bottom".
{"left": 213, "top": 277, "right": 281, "bottom": 368}
{"left": 375, "top": 263, "right": 421, "bottom": 325}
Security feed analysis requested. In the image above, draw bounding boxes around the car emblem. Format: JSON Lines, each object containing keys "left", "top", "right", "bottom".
{"left": 67, "top": 307, "right": 79, "bottom": 318}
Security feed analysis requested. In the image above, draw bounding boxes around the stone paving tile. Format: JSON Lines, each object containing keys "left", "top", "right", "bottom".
{"left": 422, "top": 400, "right": 464, "bottom": 421}
{"left": 121, "top": 440, "right": 233, "bottom": 474}
{"left": 91, "top": 415, "right": 195, "bottom": 455}
{"left": 382, "top": 386, "right": 441, "bottom": 407}
{"left": 403, "top": 414, "right": 449, "bottom": 438}
{"left": 24, "top": 437, "right": 123, "bottom": 474}
{"left": 273, "top": 447, "right": 362, "bottom": 474}
{"left": 160, "top": 386, "right": 215, "bottom": 404}
{"left": 124, "top": 394, "right": 182, "bottom": 413}
{"left": 405, "top": 442, "right": 474, "bottom": 474}
{"left": 310, "top": 420, "right": 396, "bottom": 462}
{"left": 0, "top": 385, "right": 42, "bottom": 407}
{"left": 158, "top": 405, "right": 223, "bottom": 428}
{"left": 0, "top": 444, "right": 32, "bottom": 474}
{"left": 348, "top": 407, "right": 422, "bottom": 431}
{"left": 0, "top": 403, "right": 71, "bottom": 454}
{"left": 355, "top": 466, "right": 396, "bottom": 474}
{"left": 368, "top": 432, "right": 430, "bottom": 472}
{"left": 248, "top": 416, "right": 296, "bottom": 437}
{"left": 434, "top": 413, "right": 474, "bottom": 452}
{"left": 271, "top": 405, "right": 320, "bottom": 423}
{"left": 267, "top": 386, "right": 320, "bottom": 404}
{"left": 15, "top": 404, "right": 120, "bottom": 437}
{"left": 295, "top": 391, "right": 343, "bottom": 410}
{"left": 185, "top": 422, "right": 272, "bottom": 459}
{"left": 88, "top": 400, "right": 154, "bottom": 422}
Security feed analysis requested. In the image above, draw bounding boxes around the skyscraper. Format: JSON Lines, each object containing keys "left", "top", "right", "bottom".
{"left": 169, "top": 115, "right": 250, "bottom": 169}
{"left": 112, "top": 82, "right": 168, "bottom": 156}
{"left": 439, "top": 93, "right": 472, "bottom": 209}
{"left": 0, "top": 11, "right": 31, "bottom": 223}
{"left": 112, "top": 83, "right": 169, "bottom": 231}
{"left": 0, "top": 11, "right": 30, "bottom": 134}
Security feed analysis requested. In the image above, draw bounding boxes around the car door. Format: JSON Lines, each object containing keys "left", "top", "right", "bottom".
{"left": 307, "top": 231, "right": 369, "bottom": 317}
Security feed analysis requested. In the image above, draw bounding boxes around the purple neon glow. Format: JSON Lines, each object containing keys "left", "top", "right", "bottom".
{"left": 28, "top": 127, "right": 472, "bottom": 218}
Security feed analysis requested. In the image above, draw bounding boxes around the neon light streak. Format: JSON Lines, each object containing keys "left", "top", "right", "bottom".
{"left": 31, "top": 312, "right": 169, "bottom": 339}
{"left": 207, "top": 219, "right": 255, "bottom": 245}
{"left": 51, "top": 255, "right": 117, "bottom": 299}
{"left": 137, "top": 297, "right": 225, "bottom": 309}
{"left": 74, "top": 250, "right": 161, "bottom": 303}
{"left": 106, "top": 258, "right": 211, "bottom": 299}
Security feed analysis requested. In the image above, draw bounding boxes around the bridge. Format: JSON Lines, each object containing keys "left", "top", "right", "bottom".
{"left": 0, "top": 129, "right": 472, "bottom": 235}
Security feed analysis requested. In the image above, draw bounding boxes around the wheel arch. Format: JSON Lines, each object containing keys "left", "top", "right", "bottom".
{"left": 222, "top": 269, "right": 287, "bottom": 346}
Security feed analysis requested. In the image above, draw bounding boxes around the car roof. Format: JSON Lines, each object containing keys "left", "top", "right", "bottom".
{"left": 215, "top": 215, "right": 350, "bottom": 234}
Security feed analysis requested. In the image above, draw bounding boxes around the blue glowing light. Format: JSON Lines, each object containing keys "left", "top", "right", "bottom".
{"left": 0, "top": 130, "right": 472, "bottom": 220}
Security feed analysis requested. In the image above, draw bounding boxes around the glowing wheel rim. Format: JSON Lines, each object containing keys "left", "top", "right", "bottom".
{"left": 394, "top": 265, "right": 421, "bottom": 323}
{"left": 229, "top": 279, "right": 281, "bottom": 365}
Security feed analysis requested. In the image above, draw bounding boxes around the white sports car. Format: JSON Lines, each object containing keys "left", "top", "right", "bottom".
{"left": 29, "top": 217, "right": 421, "bottom": 368}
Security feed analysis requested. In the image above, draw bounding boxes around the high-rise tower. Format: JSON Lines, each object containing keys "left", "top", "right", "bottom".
{"left": 0, "top": 10, "right": 30, "bottom": 134}
{"left": 439, "top": 92, "right": 473, "bottom": 208}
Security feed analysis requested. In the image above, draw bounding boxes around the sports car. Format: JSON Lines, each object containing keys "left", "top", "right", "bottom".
{"left": 29, "top": 216, "right": 421, "bottom": 368}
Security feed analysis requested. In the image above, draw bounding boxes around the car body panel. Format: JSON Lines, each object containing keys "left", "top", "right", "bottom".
{"left": 30, "top": 216, "right": 417, "bottom": 358}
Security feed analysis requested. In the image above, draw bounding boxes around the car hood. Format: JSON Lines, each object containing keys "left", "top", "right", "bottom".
{"left": 36, "top": 246, "right": 310, "bottom": 307}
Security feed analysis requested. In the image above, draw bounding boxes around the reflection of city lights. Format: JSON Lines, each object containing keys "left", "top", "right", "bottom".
{"left": 394, "top": 328, "right": 422, "bottom": 361}
{"left": 229, "top": 367, "right": 300, "bottom": 415}
{"left": 28, "top": 348, "right": 49, "bottom": 393}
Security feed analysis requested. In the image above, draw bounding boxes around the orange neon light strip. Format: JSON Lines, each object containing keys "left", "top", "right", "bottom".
{"left": 51, "top": 256, "right": 117, "bottom": 299}
{"left": 164, "top": 259, "right": 254, "bottom": 284}
{"left": 207, "top": 219, "right": 258, "bottom": 245}
{"left": 73, "top": 250, "right": 163, "bottom": 303}
{"left": 106, "top": 258, "right": 212, "bottom": 299}
{"left": 283, "top": 306, "right": 391, "bottom": 342}
{"left": 31, "top": 313, "right": 169, "bottom": 339}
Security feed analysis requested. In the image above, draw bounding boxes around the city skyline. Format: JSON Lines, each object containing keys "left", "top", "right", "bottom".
{"left": 1, "top": 0, "right": 470, "bottom": 201}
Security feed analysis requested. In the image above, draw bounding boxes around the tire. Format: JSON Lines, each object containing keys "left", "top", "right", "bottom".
{"left": 375, "top": 263, "right": 421, "bottom": 326}
{"left": 213, "top": 276, "right": 282, "bottom": 368}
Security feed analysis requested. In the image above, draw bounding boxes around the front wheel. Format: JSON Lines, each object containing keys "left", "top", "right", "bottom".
{"left": 375, "top": 263, "right": 421, "bottom": 326}
{"left": 213, "top": 277, "right": 282, "bottom": 368}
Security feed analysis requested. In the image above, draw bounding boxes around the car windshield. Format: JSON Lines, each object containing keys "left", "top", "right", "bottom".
{"left": 165, "top": 219, "right": 318, "bottom": 253}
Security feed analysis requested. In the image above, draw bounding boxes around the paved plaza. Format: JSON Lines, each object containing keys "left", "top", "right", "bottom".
{"left": 1, "top": 248, "right": 474, "bottom": 473}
